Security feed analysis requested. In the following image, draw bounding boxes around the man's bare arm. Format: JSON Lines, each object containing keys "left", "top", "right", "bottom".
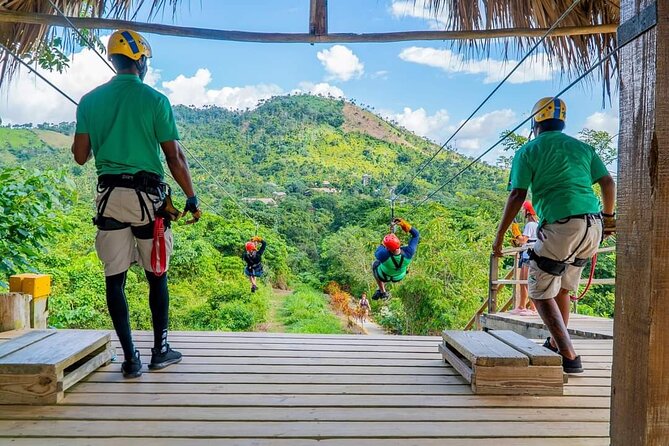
{"left": 492, "top": 188, "right": 528, "bottom": 255}
{"left": 72, "top": 133, "right": 92, "bottom": 165}
{"left": 160, "top": 140, "right": 195, "bottom": 198}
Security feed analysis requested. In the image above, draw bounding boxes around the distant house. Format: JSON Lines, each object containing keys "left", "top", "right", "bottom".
{"left": 309, "top": 187, "right": 339, "bottom": 194}
{"left": 242, "top": 197, "right": 277, "bottom": 206}
{"left": 273, "top": 191, "right": 287, "bottom": 200}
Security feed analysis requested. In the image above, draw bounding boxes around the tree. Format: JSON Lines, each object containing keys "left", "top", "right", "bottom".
{"left": 496, "top": 131, "right": 529, "bottom": 169}
{"left": 578, "top": 128, "right": 618, "bottom": 166}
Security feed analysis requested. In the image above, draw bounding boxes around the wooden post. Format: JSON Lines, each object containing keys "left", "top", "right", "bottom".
{"left": 309, "top": 0, "right": 328, "bottom": 36}
{"left": 0, "top": 293, "right": 31, "bottom": 332}
{"left": 611, "top": 1, "right": 669, "bottom": 444}
{"left": 488, "top": 254, "right": 498, "bottom": 314}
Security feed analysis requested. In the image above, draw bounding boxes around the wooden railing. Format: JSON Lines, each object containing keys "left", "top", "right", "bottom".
{"left": 464, "top": 245, "right": 615, "bottom": 330}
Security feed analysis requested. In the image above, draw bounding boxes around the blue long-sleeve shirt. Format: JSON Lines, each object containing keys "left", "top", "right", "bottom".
{"left": 375, "top": 227, "right": 420, "bottom": 262}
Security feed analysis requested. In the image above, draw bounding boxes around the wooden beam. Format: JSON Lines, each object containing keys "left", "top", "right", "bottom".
{"left": 611, "top": 1, "right": 669, "bottom": 445}
{"left": 309, "top": 0, "right": 328, "bottom": 36}
{"left": 0, "top": 10, "right": 617, "bottom": 44}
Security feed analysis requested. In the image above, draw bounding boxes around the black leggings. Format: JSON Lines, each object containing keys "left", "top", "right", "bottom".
{"left": 105, "top": 270, "right": 170, "bottom": 360}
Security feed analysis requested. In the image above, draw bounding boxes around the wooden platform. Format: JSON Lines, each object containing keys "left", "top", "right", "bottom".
{"left": 481, "top": 312, "right": 613, "bottom": 339}
{"left": 0, "top": 330, "right": 613, "bottom": 445}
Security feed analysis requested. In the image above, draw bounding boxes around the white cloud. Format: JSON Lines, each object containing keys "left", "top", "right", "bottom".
{"left": 399, "top": 47, "right": 556, "bottom": 84}
{"left": 583, "top": 111, "right": 619, "bottom": 136}
{"left": 371, "top": 70, "right": 389, "bottom": 80}
{"left": 387, "top": 107, "right": 451, "bottom": 141}
{"left": 0, "top": 39, "right": 114, "bottom": 124}
{"left": 161, "top": 68, "right": 283, "bottom": 110}
{"left": 385, "top": 107, "right": 516, "bottom": 152}
{"left": 316, "top": 45, "right": 364, "bottom": 82}
{"left": 390, "top": 0, "right": 447, "bottom": 29}
{"left": 293, "top": 82, "right": 344, "bottom": 98}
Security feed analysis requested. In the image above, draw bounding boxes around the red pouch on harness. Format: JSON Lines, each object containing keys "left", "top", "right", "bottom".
{"left": 151, "top": 217, "right": 167, "bottom": 276}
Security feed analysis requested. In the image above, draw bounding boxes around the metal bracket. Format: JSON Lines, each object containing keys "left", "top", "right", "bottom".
{"left": 618, "top": 1, "right": 658, "bottom": 47}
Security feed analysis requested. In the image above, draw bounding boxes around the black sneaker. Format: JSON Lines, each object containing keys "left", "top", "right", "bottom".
{"left": 543, "top": 337, "right": 558, "bottom": 353}
{"left": 372, "top": 289, "right": 384, "bottom": 300}
{"left": 121, "top": 349, "right": 142, "bottom": 378}
{"left": 381, "top": 291, "right": 390, "bottom": 300}
{"left": 561, "top": 355, "right": 584, "bottom": 374}
{"left": 149, "top": 344, "right": 182, "bottom": 370}
{"left": 251, "top": 285, "right": 257, "bottom": 293}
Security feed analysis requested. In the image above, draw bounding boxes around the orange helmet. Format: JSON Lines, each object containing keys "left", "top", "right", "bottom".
{"left": 382, "top": 234, "right": 401, "bottom": 251}
{"left": 245, "top": 242, "right": 257, "bottom": 252}
{"left": 522, "top": 201, "right": 537, "bottom": 216}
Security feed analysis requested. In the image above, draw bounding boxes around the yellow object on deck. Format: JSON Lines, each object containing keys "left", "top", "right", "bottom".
{"left": 510, "top": 222, "right": 522, "bottom": 238}
{"left": 9, "top": 274, "right": 51, "bottom": 299}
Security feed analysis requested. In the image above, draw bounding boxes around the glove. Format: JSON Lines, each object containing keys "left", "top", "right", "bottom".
{"left": 183, "top": 196, "right": 202, "bottom": 224}
{"left": 393, "top": 218, "right": 412, "bottom": 233}
{"left": 602, "top": 213, "right": 616, "bottom": 236}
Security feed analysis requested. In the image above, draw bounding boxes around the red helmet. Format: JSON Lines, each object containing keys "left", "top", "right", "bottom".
{"left": 522, "top": 201, "right": 536, "bottom": 216}
{"left": 245, "top": 241, "right": 257, "bottom": 252}
{"left": 382, "top": 233, "right": 401, "bottom": 251}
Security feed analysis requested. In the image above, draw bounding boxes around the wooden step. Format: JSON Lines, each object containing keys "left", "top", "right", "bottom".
{"left": 440, "top": 330, "right": 563, "bottom": 396}
{"left": 0, "top": 330, "right": 114, "bottom": 404}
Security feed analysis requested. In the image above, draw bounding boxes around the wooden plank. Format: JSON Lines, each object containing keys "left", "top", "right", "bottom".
{"left": 125, "top": 335, "right": 442, "bottom": 346}
{"left": 0, "top": 10, "right": 617, "bottom": 44}
{"left": 115, "top": 341, "right": 440, "bottom": 353}
{"left": 100, "top": 349, "right": 441, "bottom": 359}
{"left": 493, "top": 278, "right": 615, "bottom": 286}
{"left": 0, "top": 366, "right": 58, "bottom": 404}
{"left": 0, "top": 330, "right": 110, "bottom": 371}
{"left": 0, "top": 330, "right": 55, "bottom": 359}
{"left": 438, "top": 344, "right": 473, "bottom": 383}
{"left": 442, "top": 331, "right": 529, "bottom": 367}
{"left": 0, "top": 420, "right": 611, "bottom": 438}
{"left": 0, "top": 438, "right": 613, "bottom": 446}
{"left": 61, "top": 343, "right": 114, "bottom": 391}
{"left": 488, "top": 330, "right": 562, "bottom": 366}
{"left": 472, "top": 366, "right": 564, "bottom": 396}
{"left": 70, "top": 382, "right": 475, "bottom": 395}
{"left": 84, "top": 372, "right": 461, "bottom": 385}
{"left": 60, "top": 393, "right": 612, "bottom": 408}
{"left": 0, "top": 405, "right": 611, "bottom": 422}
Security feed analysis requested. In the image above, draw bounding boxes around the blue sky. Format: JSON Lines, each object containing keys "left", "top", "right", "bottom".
{"left": 0, "top": 0, "right": 619, "bottom": 163}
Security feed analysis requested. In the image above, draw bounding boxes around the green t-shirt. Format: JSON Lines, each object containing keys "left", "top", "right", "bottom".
{"left": 508, "top": 131, "right": 609, "bottom": 224}
{"left": 75, "top": 74, "right": 179, "bottom": 177}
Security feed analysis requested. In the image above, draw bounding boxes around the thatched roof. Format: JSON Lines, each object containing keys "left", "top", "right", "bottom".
{"left": 0, "top": 0, "right": 619, "bottom": 91}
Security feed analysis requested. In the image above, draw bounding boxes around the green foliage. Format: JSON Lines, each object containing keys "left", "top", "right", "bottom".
{"left": 280, "top": 287, "right": 345, "bottom": 334}
{"left": 0, "top": 167, "right": 74, "bottom": 287}
{"left": 496, "top": 131, "right": 529, "bottom": 169}
{"left": 578, "top": 128, "right": 618, "bottom": 166}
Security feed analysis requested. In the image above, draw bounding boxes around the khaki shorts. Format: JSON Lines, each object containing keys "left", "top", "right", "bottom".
{"left": 95, "top": 187, "right": 173, "bottom": 277}
{"left": 528, "top": 216, "right": 602, "bottom": 300}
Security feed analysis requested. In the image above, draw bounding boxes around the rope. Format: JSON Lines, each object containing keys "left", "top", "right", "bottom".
{"left": 394, "top": 0, "right": 584, "bottom": 199}
{"left": 570, "top": 254, "right": 597, "bottom": 302}
{"left": 46, "top": 0, "right": 117, "bottom": 73}
{"left": 413, "top": 32, "right": 640, "bottom": 209}
{"left": 0, "top": 42, "right": 78, "bottom": 106}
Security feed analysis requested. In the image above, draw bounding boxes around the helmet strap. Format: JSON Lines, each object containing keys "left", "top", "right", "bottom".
{"left": 136, "top": 57, "right": 148, "bottom": 81}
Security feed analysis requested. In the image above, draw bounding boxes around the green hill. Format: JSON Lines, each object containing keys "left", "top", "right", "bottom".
{"left": 0, "top": 94, "right": 510, "bottom": 334}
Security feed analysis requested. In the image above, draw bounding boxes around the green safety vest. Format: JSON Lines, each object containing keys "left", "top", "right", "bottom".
{"left": 378, "top": 253, "right": 412, "bottom": 282}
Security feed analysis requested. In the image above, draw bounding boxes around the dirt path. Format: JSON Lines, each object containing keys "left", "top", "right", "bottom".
{"left": 262, "top": 288, "right": 293, "bottom": 333}
{"left": 360, "top": 318, "right": 387, "bottom": 335}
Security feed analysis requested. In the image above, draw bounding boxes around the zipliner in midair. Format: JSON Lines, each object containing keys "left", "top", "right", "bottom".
{"left": 243, "top": 236, "right": 266, "bottom": 293}
{"left": 371, "top": 218, "right": 420, "bottom": 300}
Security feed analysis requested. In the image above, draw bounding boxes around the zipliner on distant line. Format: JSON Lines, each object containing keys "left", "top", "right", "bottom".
{"left": 371, "top": 218, "right": 420, "bottom": 300}
{"left": 243, "top": 236, "right": 267, "bottom": 293}
{"left": 71, "top": 29, "right": 201, "bottom": 378}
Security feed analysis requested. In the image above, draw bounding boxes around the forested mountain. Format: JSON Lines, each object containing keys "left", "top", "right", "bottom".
{"left": 0, "top": 95, "right": 613, "bottom": 334}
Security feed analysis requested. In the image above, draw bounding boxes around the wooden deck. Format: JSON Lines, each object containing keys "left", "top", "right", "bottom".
{"left": 0, "top": 330, "right": 612, "bottom": 445}
{"left": 481, "top": 312, "right": 613, "bottom": 339}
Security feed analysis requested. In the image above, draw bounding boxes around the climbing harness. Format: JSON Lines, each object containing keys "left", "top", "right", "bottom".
{"left": 570, "top": 254, "right": 598, "bottom": 302}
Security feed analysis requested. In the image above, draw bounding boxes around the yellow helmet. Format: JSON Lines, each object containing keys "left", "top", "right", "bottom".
{"left": 107, "top": 30, "right": 152, "bottom": 61}
{"left": 531, "top": 97, "right": 566, "bottom": 125}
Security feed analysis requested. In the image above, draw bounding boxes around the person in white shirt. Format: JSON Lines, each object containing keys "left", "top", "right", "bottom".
{"left": 510, "top": 201, "right": 539, "bottom": 315}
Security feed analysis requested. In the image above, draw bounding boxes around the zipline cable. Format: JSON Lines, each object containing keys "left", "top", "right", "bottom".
{"left": 413, "top": 35, "right": 638, "bottom": 209}
{"left": 46, "top": 0, "right": 117, "bottom": 73}
{"left": 393, "top": 0, "right": 584, "bottom": 199}
{"left": 0, "top": 42, "right": 78, "bottom": 106}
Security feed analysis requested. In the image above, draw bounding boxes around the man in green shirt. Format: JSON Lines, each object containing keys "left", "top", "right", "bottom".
{"left": 72, "top": 30, "right": 201, "bottom": 378}
{"left": 493, "top": 97, "right": 616, "bottom": 374}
